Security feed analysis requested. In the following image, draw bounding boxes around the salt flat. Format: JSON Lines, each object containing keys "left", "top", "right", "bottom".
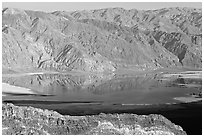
{"left": 174, "top": 97, "right": 202, "bottom": 103}
{"left": 2, "top": 83, "right": 34, "bottom": 95}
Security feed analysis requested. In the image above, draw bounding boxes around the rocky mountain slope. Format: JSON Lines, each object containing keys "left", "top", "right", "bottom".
{"left": 2, "top": 7, "right": 202, "bottom": 73}
{"left": 2, "top": 103, "right": 186, "bottom": 135}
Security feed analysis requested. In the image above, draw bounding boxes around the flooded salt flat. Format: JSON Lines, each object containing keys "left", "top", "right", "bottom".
{"left": 2, "top": 70, "right": 202, "bottom": 105}
{"left": 2, "top": 70, "right": 202, "bottom": 134}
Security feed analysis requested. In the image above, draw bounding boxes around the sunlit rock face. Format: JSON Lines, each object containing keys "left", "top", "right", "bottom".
{"left": 2, "top": 103, "right": 186, "bottom": 135}
{"left": 2, "top": 7, "right": 201, "bottom": 73}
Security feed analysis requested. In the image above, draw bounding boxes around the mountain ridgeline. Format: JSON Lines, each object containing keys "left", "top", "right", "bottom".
{"left": 2, "top": 7, "right": 202, "bottom": 73}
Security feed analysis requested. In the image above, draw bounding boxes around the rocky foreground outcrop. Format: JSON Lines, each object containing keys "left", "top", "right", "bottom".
{"left": 2, "top": 7, "right": 202, "bottom": 73}
{"left": 2, "top": 103, "right": 186, "bottom": 135}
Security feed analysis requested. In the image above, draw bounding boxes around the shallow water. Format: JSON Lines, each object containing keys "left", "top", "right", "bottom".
{"left": 2, "top": 70, "right": 202, "bottom": 134}
{"left": 2, "top": 71, "right": 201, "bottom": 105}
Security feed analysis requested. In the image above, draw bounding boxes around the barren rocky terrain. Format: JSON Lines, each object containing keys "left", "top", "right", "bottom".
{"left": 2, "top": 7, "right": 202, "bottom": 73}
{"left": 2, "top": 103, "right": 186, "bottom": 135}
{"left": 2, "top": 6, "right": 202, "bottom": 135}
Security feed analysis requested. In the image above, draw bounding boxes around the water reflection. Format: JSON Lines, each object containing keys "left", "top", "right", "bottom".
{"left": 2, "top": 71, "right": 202, "bottom": 104}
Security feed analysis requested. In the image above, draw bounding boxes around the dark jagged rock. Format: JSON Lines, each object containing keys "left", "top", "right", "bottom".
{"left": 2, "top": 103, "right": 186, "bottom": 135}
{"left": 2, "top": 7, "right": 202, "bottom": 73}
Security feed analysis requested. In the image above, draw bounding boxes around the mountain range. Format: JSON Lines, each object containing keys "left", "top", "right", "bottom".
{"left": 2, "top": 7, "right": 202, "bottom": 73}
